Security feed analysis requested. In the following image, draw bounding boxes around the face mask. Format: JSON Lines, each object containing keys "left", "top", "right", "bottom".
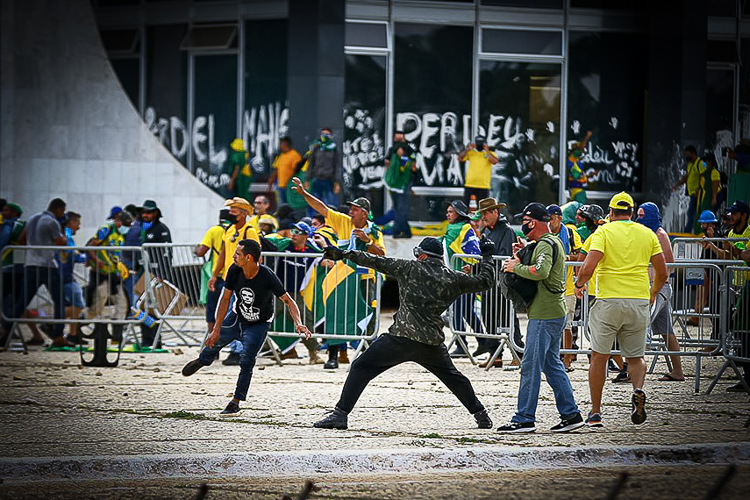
{"left": 118, "top": 225, "right": 130, "bottom": 236}
{"left": 65, "top": 227, "right": 74, "bottom": 238}
{"left": 475, "top": 141, "right": 485, "bottom": 150}
{"left": 225, "top": 213, "right": 238, "bottom": 225}
{"left": 141, "top": 222, "right": 153, "bottom": 232}
{"left": 521, "top": 222, "right": 533, "bottom": 236}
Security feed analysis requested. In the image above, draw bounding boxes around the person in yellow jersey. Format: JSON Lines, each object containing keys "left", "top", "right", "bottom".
{"left": 195, "top": 208, "right": 232, "bottom": 336}
{"left": 209, "top": 197, "right": 261, "bottom": 365}
{"left": 291, "top": 176, "right": 385, "bottom": 368}
{"left": 574, "top": 192, "right": 668, "bottom": 428}
{"left": 268, "top": 136, "right": 303, "bottom": 205}
{"left": 671, "top": 145, "right": 706, "bottom": 234}
{"left": 458, "top": 135, "right": 498, "bottom": 206}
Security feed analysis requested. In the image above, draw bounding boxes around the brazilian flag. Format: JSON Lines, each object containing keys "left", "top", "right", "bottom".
{"left": 321, "top": 260, "right": 373, "bottom": 346}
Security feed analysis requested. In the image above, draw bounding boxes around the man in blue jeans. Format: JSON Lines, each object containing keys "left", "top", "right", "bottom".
{"left": 496, "top": 202, "right": 584, "bottom": 433}
{"left": 182, "top": 239, "right": 310, "bottom": 416}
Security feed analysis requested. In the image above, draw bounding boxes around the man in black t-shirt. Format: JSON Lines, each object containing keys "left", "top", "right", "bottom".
{"left": 182, "top": 239, "right": 310, "bottom": 416}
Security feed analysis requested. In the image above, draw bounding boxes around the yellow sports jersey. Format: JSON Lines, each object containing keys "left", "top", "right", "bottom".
{"left": 686, "top": 157, "right": 706, "bottom": 196}
{"left": 273, "top": 149, "right": 303, "bottom": 188}
{"left": 587, "top": 220, "right": 662, "bottom": 300}
{"left": 249, "top": 214, "right": 278, "bottom": 234}
{"left": 564, "top": 224, "right": 583, "bottom": 297}
{"left": 326, "top": 209, "right": 385, "bottom": 281}
{"left": 220, "top": 220, "right": 260, "bottom": 279}
{"left": 200, "top": 225, "right": 226, "bottom": 275}
{"left": 463, "top": 149, "right": 497, "bottom": 190}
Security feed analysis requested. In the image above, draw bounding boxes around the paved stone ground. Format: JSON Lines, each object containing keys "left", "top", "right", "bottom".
{"left": 1, "top": 312, "right": 749, "bottom": 498}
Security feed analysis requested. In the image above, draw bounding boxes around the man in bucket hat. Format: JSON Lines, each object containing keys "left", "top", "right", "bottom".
{"left": 139, "top": 199, "right": 173, "bottom": 349}
{"left": 313, "top": 236, "right": 497, "bottom": 430}
{"left": 470, "top": 197, "right": 523, "bottom": 366}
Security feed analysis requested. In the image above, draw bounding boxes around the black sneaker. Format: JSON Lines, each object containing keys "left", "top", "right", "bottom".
{"left": 496, "top": 421, "right": 536, "bottom": 433}
{"left": 607, "top": 359, "right": 620, "bottom": 372}
{"left": 474, "top": 409, "right": 493, "bottom": 429}
{"left": 219, "top": 401, "right": 241, "bottom": 417}
{"left": 550, "top": 413, "right": 585, "bottom": 433}
{"left": 222, "top": 352, "right": 241, "bottom": 366}
{"left": 726, "top": 381, "right": 750, "bottom": 393}
{"left": 313, "top": 408, "right": 348, "bottom": 429}
{"left": 585, "top": 412, "right": 603, "bottom": 428}
{"left": 182, "top": 359, "right": 203, "bottom": 377}
{"left": 631, "top": 389, "right": 647, "bottom": 425}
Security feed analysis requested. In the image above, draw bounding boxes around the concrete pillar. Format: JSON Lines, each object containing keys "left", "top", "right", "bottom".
{"left": 286, "top": 0, "right": 345, "bottom": 150}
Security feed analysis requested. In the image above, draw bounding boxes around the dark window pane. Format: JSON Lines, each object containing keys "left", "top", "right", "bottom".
{"left": 706, "top": 69, "right": 735, "bottom": 148}
{"left": 180, "top": 24, "right": 237, "bottom": 50}
{"left": 707, "top": 0, "right": 738, "bottom": 17}
{"left": 567, "top": 31, "right": 647, "bottom": 195}
{"left": 707, "top": 39, "right": 740, "bottom": 64}
{"left": 111, "top": 58, "right": 140, "bottom": 110}
{"left": 740, "top": 38, "right": 750, "bottom": 140}
{"left": 194, "top": 54, "right": 238, "bottom": 196}
{"left": 243, "top": 19, "right": 288, "bottom": 184}
{"left": 144, "top": 24, "right": 189, "bottom": 166}
{"left": 344, "top": 54, "right": 387, "bottom": 215}
{"left": 482, "top": 29, "right": 562, "bottom": 55}
{"left": 100, "top": 28, "right": 139, "bottom": 54}
{"left": 482, "top": 0, "right": 563, "bottom": 8}
{"left": 345, "top": 22, "right": 388, "bottom": 48}
{"left": 571, "top": 0, "right": 644, "bottom": 9}
{"left": 394, "top": 23, "right": 473, "bottom": 220}
{"left": 480, "top": 61, "right": 561, "bottom": 215}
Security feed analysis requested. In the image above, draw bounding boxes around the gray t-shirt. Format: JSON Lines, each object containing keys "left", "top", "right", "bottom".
{"left": 25, "top": 211, "right": 62, "bottom": 268}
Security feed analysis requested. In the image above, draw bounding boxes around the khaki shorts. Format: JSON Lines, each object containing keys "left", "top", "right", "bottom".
{"left": 589, "top": 298, "right": 650, "bottom": 358}
{"left": 564, "top": 294, "right": 576, "bottom": 329}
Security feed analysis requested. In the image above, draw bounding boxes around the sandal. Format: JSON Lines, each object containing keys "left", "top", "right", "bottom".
{"left": 658, "top": 374, "right": 685, "bottom": 382}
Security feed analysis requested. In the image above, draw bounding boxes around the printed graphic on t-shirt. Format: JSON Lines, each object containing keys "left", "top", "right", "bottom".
{"left": 237, "top": 287, "right": 261, "bottom": 322}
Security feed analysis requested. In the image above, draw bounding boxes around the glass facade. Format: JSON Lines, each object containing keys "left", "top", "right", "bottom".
{"left": 567, "top": 31, "right": 647, "bottom": 195}
{"left": 344, "top": 54, "right": 387, "bottom": 215}
{"left": 480, "top": 61, "right": 561, "bottom": 215}
{"left": 394, "top": 23, "right": 473, "bottom": 220}
{"left": 94, "top": 0, "right": 745, "bottom": 222}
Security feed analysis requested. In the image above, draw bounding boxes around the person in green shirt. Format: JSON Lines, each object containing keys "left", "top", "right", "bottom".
{"left": 495, "top": 202, "right": 583, "bottom": 434}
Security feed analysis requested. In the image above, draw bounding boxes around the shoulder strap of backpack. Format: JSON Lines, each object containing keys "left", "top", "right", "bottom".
{"left": 537, "top": 236, "right": 564, "bottom": 294}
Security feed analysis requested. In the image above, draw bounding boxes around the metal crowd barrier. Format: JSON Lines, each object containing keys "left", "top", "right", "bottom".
{"left": 672, "top": 237, "right": 748, "bottom": 262}
{"left": 706, "top": 265, "right": 750, "bottom": 398}
{"left": 1, "top": 245, "right": 146, "bottom": 366}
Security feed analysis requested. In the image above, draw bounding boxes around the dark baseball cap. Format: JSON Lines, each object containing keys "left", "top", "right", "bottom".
{"left": 727, "top": 200, "right": 750, "bottom": 215}
{"left": 346, "top": 197, "right": 371, "bottom": 213}
{"left": 546, "top": 204, "right": 562, "bottom": 216}
{"left": 414, "top": 237, "right": 444, "bottom": 258}
{"left": 515, "top": 202, "right": 551, "bottom": 222}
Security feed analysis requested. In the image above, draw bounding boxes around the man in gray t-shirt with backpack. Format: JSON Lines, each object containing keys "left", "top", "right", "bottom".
{"left": 1, "top": 198, "right": 72, "bottom": 348}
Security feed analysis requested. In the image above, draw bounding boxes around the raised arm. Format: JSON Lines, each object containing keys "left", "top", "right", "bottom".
{"left": 291, "top": 177, "right": 329, "bottom": 217}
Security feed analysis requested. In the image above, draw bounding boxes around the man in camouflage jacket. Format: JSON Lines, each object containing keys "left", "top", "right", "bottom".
{"left": 313, "top": 236, "right": 497, "bottom": 430}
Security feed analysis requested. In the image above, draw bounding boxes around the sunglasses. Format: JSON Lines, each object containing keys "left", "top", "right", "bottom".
{"left": 291, "top": 229, "right": 306, "bottom": 236}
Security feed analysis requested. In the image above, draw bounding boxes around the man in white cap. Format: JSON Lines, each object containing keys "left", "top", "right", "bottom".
{"left": 574, "top": 192, "right": 668, "bottom": 428}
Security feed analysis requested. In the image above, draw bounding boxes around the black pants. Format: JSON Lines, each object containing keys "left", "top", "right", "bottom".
{"left": 335, "top": 334, "right": 484, "bottom": 415}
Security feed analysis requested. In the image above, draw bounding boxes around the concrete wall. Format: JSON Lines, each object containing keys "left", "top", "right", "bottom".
{"left": 0, "top": 0, "right": 223, "bottom": 243}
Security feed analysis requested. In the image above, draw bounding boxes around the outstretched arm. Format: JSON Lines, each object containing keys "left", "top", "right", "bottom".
{"left": 291, "top": 177, "right": 328, "bottom": 217}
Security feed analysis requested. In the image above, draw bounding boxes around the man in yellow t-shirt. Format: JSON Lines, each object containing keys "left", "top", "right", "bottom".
{"left": 671, "top": 145, "right": 706, "bottom": 233}
{"left": 458, "top": 135, "right": 498, "bottom": 205}
{"left": 268, "top": 136, "right": 303, "bottom": 205}
{"left": 574, "top": 192, "right": 667, "bottom": 428}
{"left": 208, "top": 197, "right": 261, "bottom": 366}
{"left": 291, "top": 177, "right": 385, "bottom": 368}
{"left": 195, "top": 209, "right": 232, "bottom": 333}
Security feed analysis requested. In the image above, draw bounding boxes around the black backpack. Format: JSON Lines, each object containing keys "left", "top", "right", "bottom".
{"left": 499, "top": 236, "right": 561, "bottom": 313}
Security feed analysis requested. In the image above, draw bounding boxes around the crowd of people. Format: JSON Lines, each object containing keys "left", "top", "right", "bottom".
{"left": 2, "top": 132, "right": 750, "bottom": 431}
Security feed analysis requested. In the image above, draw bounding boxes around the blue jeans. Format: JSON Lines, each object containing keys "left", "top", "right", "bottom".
{"left": 513, "top": 316, "right": 579, "bottom": 424}
{"left": 391, "top": 184, "right": 412, "bottom": 235}
{"left": 276, "top": 187, "right": 288, "bottom": 204}
{"left": 310, "top": 179, "right": 337, "bottom": 212}
{"left": 198, "top": 309, "right": 269, "bottom": 401}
